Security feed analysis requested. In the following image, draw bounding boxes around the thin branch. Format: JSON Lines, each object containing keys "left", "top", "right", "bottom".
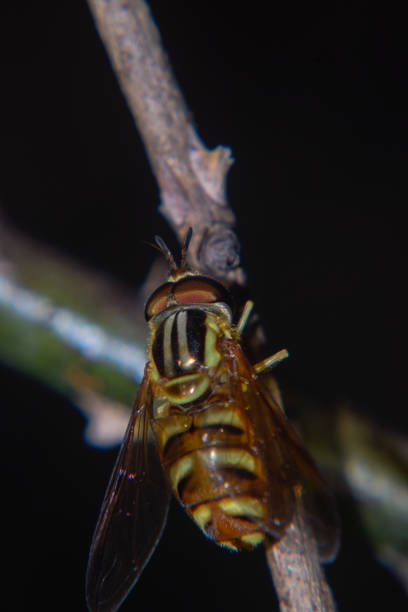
{"left": 0, "top": 218, "right": 143, "bottom": 447}
{"left": 266, "top": 503, "right": 337, "bottom": 612}
{"left": 85, "top": 1, "right": 337, "bottom": 610}
{"left": 87, "top": 0, "right": 244, "bottom": 285}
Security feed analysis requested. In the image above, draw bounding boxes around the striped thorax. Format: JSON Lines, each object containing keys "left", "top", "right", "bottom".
{"left": 149, "top": 304, "right": 231, "bottom": 404}
{"left": 145, "top": 274, "right": 234, "bottom": 406}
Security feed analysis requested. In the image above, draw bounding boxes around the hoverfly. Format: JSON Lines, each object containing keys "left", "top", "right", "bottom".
{"left": 86, "top": 229, "right": 339, "bottom": 611}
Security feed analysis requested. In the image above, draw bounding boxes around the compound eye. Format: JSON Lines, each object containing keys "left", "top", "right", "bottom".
{"left": 174, "top": 276, "right": 234, "bottom": 313}
{"left": 145, "top": 283, "right": 173, "bottom": 320}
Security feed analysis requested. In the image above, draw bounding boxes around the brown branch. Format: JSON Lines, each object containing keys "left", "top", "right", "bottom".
{"left": 266, "top": 503, "right": 337, "bottom": 612}
{"left": 87, "top": 0, "right": 243, "bottom": 285}
{"left": 85, "top": 1, "right": 337, "bottom": 610}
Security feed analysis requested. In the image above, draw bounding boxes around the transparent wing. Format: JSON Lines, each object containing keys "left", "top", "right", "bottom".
{"left": 86, "top": 369, "right": 171, "bottom": 611}
{"left": 221, "top": 338, "right": 340, "bottom": 561}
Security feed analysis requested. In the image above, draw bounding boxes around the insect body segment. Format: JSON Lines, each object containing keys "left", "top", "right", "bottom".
{"left": 86, "top": 232, "right": 339, "bottom": 612}
{"left": 149, "top": 306, "right": 226, "bottom": 404}
{"left": 152, "top": 383, "right": 270, "bottom": 551}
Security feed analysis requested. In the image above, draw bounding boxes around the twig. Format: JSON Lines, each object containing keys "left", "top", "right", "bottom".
{"left": 87, "top": 0, "right": 244, "bottom": 285}
{"left": 266, "top": 503, "right": 337, "bottom": 612}
{"left": 85, "top": 1, "right": 338, "bottom": 610}
{"left": 0, "top": 219, "right": 142, "bottom": 447}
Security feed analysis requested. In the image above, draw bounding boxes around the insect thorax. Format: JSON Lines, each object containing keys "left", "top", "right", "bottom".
{"left": 149, "top": 305, "right": 229, "bottom": 405}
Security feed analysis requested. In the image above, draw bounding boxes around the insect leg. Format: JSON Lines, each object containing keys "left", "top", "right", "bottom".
{"left": 235, "top": 300, "right": 254, "bottom": 334}
{"left": 253, "top": 349, "right": 289, "bottom": 375}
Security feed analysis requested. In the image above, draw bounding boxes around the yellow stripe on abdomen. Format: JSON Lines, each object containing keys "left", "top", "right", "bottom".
{"left": 169, "top": 455, "right": 194, "bottom": 493}
{"left": 218, "top": 496, "right": 266, "bottom": 519}
{"left": 188, "top": 495, "right": 267, "bottom": 551}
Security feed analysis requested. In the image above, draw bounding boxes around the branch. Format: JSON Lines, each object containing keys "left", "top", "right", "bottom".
{"left": 266, "top": 502, "right": 337, "bottom": 612}
{"left": 87, "top": 0, "right": 243, "bottom": 285}
{"left": 0, "top": 218, "right": 143, "bottom": 447}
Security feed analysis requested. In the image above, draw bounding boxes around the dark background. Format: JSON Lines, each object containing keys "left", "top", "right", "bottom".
{"left": 0, "top": 1, "right": 406, "bottom": 610}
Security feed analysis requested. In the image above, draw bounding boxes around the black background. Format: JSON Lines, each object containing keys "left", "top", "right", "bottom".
{"left": 0, "top": 1, "right": 407, "bottom": 610}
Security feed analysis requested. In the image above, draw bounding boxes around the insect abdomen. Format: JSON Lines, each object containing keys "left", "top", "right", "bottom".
{"left": 153, "top": 401, "right": 269, "bottom": 551}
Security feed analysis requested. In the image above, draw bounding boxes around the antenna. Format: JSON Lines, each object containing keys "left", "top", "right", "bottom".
{"left": 154, "top": 228, "right": 193, "bottom": 275}
{"left": 154, "top": 235, "right": 177, "bottom": 273}
{"left": 180, "top": 227, "right": 193, "bottom": 268}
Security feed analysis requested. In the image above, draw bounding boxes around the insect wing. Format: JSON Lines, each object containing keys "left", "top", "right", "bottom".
{"left": 221, "top": 339, "right": 340, "bottom": 561}
{"left": 86, "top": 371, "right": 171, "bottom": 612}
